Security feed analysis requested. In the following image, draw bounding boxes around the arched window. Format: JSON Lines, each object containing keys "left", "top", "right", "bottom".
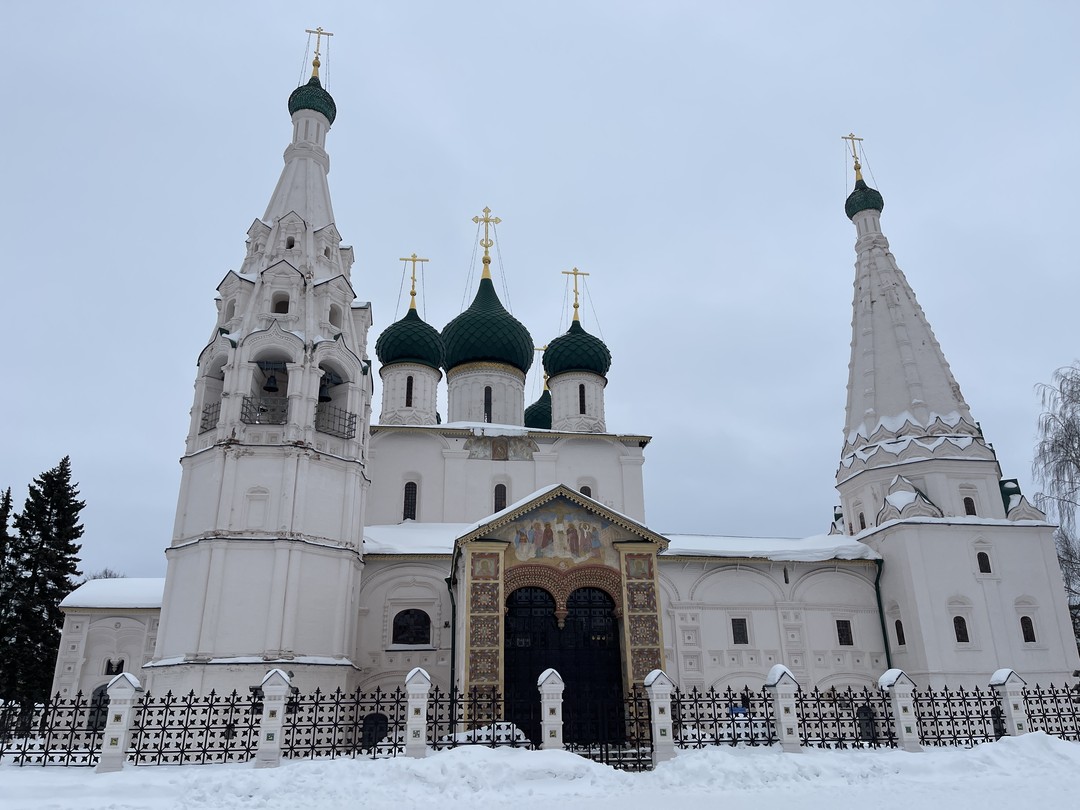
{"left": 1020, "top": 615, "right": 1037, "bottom": 643}
{"left": 484, "top": 386, "right": 493, "bottom": 423}
{"left": 578, "top": 383, "right": 586, "bottom": 415}
{"left": 329, "top": 304, "right": 343, "bottom": 328}
{"left": 964, "top": 496, "right": 977, "bottom": 516}
{"left": 494, "top": 484, "right": 507, "bottom": 512}
{"left": 858, "top": 512, "right": 866, "bottom": 531}
{"left": 894, "top": 619, "right": 906, "bottom": 646}
{"left": 953, "top": 616, "right": 970, "bottom": 643}
{"left": 580, "top": 485, "right": 592, "bottom": 498}
{"left": 977, "top": 551, "right": 992, "bottom": 574}
{"left": 224, "top": 299, "right": 236, "bottom": 322}
{"left": 392, "top": 609, "right": 431, "bottom": 645}
{"left": 272, "top": 293, "right": 290, "bottom": 314}
{"left": 285, "top": 236, "right": 296, "bottom": 249}
{"left": 402, "top": 482, "right": 417, "bottom": 521}
{"left": 405, "top": 376, "right": 414, "bottom": 408}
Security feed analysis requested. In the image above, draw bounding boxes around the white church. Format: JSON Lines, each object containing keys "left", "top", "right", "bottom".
{"left": 52, "top": 50, "right": 1079, "bottom": 713}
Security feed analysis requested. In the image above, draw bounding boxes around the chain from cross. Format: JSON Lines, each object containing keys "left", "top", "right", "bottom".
{"left": 305, "top": 27, "right": 334, "bottom": 59}
{"left": 472, "top": 207, "right": 501, "bottom": 252}
{"left": 561, "top": 267, "right": 590, "bottom": 320}
{"left": 399, "top": 253, "right": 429, "bottom": 303}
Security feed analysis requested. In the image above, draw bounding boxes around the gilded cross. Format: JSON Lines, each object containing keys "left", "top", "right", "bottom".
{"left": 305, "top": 27, "right": 334, "bottom": 77}
{"left": 399, "top": 253, "right": 429, "bottom": 309}
{"left": 472, "top": 207, "right": 501, "bottom": 277}
{"left": 841, "top": 132, "right": 864, "bottom": 179}
{"left": 561, "top": 267, "right": 590, "bottom": 321}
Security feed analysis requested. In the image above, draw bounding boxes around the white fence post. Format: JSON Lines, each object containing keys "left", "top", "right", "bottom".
{"left": 990, "top": 668, "right": 1030, "bottom": 736}
{"left": 404, "top": 667, "right": 432, "bottom": 758}
{"left": 765, "top": 664, "right": 801, "bottom": 753}
{"left": 537, "top": 668, "right": 565, "bottom": 750}
{"left": 253, "top": 669, "right": 291, "bottom": 769}
{"left": 878, "top": 668, "right": 922, "bottom": 752}
{"left": 95, "top": 673, "right": 143, "bottom": 773}
{"left": 643, "top": 669, "right": 676, "bottom": 765}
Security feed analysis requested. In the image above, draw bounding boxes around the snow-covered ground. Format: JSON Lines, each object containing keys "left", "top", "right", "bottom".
{"left": 5, "top": 734, "right": 1079, "bottom": 810}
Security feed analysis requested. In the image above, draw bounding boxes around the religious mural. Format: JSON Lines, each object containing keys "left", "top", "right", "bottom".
{"left": 483, "top": 497, "right": 623, "bottom": 569}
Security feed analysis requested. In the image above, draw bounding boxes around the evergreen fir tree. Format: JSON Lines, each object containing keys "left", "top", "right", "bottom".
{"left": 0, "top": 458, "right": 84, "bottom": 704}
{"left": 0, "top": 488, "right": 16, "bottom": 653}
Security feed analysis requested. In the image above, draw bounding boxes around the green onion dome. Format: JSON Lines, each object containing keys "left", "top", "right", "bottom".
{"left": 524, "top": 390, "right": 552, "bottom": 430}
{"left": 375, "top": 308, "right": 444, "bottom": 370}
{"left": 543, "top": 320, "right": 611, "bottom": 378}
{"left": 288, "top": 75, "right": 337, "bottom": 126}
{"left": 845, "top": 178, "right": 884, "bottom": 219}
{"left": 442, "top": 277, "right": 534, "bottom": 374}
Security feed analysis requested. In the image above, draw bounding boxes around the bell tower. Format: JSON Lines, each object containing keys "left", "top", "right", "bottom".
{"left": 147, "top": 33, "right": 372, "bottom": 695}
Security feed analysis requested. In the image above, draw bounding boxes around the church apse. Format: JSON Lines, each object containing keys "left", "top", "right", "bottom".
{"left": 457, "top": 489, "right": 667, "bottom": 696}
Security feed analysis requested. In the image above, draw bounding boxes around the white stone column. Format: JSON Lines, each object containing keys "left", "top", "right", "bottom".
{"left": 405, "top": 667, "right": 432, "bottom": 758}
{"left": 643, "top": 669, "right": 676, "bottom": 765}
{"left": 537, "top": 668, "right": 565, "bottom": 750}
{"left": 765, "top": 664, "right": 801, "bottom": 753}
{"left": 990, "top": 668, "right": 1031, "bottom": 736}
{"left": 95, "top": 673, "right": 144, "bottom": 773}
{"left": 878, "top": 668, "right": 922, "bottom": 752}
{"left": 254, "top": 669, "right": 291, "bottom": 769}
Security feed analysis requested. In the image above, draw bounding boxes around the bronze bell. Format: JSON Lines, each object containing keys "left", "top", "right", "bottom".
{"left": 318, "top": 382, "right": 332, "bottom": 403}
{"left": 263, "top": 374, "right": 279, "bottom": 393}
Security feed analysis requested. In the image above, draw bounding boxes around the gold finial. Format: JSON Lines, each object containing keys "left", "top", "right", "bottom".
{"left": 472, "top": 206, "right": 501, "bottom": 280}
{"left": 561, "top": 267, "right": 590, "bottom": 322}
{"left": 842, "top": 132, "right": 864, "bottom": 181}
{"left": 399, "top": 253, "right": 429, "bottom": 310}
{"left": 305, "top": 27, "right": 334, "bottom": 78}
{"left": 535, "top": 346, "right": 549, "bottom": 390}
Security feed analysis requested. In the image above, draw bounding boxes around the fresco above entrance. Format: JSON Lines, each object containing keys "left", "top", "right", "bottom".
{"left": 484, "top": 496, "right": 629, "bottom": 569}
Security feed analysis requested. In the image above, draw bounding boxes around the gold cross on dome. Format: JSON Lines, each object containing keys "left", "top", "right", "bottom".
{"left": 561, "top": 267, "right": 590, "bottom": 322}
{"left": 841, "top": 132, "right": 864, "bottom": 179}
{"left": 399, "top": 253, "right": 429, "bottom": 309}
{"left": 472, "top": 207, "right": 501, "bottom": 278}
{"left": 305, "top": 27, "right": 334, "bottom": 77}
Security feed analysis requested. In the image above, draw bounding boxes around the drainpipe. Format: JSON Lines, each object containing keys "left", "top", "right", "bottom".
{"left": 874, "top": 558, "right": 892, "bottom": 670}
{"left": 445, "top": 544, "right": 460, "bottom": 696}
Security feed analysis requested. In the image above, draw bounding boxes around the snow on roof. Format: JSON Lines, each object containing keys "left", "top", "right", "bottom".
{"left": 661, "top": 533, "right": 879, "bottom": 561}
{"left": 60, "top": 578, "right": 165, "bottom": 609}
{"left": 364, "top": 522, "right": 467, "bottom": 555}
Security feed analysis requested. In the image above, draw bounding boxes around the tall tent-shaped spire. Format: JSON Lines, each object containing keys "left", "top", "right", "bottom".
{"left": 836, "top": 141, "right": 1007, "bottom": 532}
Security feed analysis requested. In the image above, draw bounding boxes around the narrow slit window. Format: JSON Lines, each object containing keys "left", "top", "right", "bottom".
{"left": 1020, "top": 616, "right": 1036, "bottom": 643}
{"left": 403, "top": 481, "right": 417, "bottom": 521}
{"left": 894, "top": 619, "right": 906, "bottom": 646}
{"left": 731, "top": 617, "right": 749, "bottom": 645}
{"left": 493, "top": 484, "right": 507, "bottom": 512}
{"left": 484, "top": 386, "right": 493, "bottom": 423}
{"left": 836, "top": 619, "right": 853, "bottom": 646}
{"left": 578, "top": 383, "right": 586, "bottom": 415}
{"left": 964, "top": 496, "right": 977, "bottom": 516}
{"left": 977, "top": 551, "right": 992, "bottom": 574}
{"left": 405, "top": 376, "right": 414, "bottom": 408}
{"left": 953, "top": 616, "right": 969, "bottom": 643}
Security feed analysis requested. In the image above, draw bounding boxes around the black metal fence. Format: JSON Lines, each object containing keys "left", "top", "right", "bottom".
{"left": 673, "top": 686, "right": 777, "bottom": 748}
{"left": 282, "top": 687, "right": 407, "bottom": 759}
{"left": 129, "top": 690, "right": 261, "bottom": 765}
{"left": 1023, "top": 683, "right": 1080, "bottom": 741}
{"left": 427, "top": 686, "right": 537, "bottom": 751}
{"left": 797, "top": 686, "right": 896, "bottom": 749}
{"left": 912, "top": 685, "right": 1002, "bottom": 747}
{"left": 0, "top": 693, "right": 107, "bottom": 766}
{"left": 564, "top": 685, "right": 653, "bottom": 772}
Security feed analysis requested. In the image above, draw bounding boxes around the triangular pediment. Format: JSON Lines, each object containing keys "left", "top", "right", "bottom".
{"left": 261, "top": 259, "right": 304, "bottom": 280}
{"left": 216, "top": 269, "right": 255, "bottom": 294}
{"left": 456, "top": 484, "right": 669, "bottom": 551}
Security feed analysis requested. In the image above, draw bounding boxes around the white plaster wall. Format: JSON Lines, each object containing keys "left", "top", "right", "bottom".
{"left": 52, "top": 610, "right": 158, "bottom": 698}
{"left": 549, "top": 372, "right": 607, "bottom": 433}
{"left": 379, "top": 363, "right": 440, "bottom": 425}
{"left": 446, "top": 365, "right": 525, "bottom": 426}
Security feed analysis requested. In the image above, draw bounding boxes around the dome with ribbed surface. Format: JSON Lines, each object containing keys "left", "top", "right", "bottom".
{"left": 376, "top": 307, "right": 444, "bottom": 370}
{"left": 845, "top": 178, "right": 884, "bottom": 219}
{"left": 524, "top": 390, "right": 552, "bottom": 430}
{"left": 543, "top": 320, "right": 611, "bottom": 378}
{"left": 288, "top": 75, "right": 337, "bottom": 126}
{"left": 442, "top": 278, "right": 534, "bottom": 374}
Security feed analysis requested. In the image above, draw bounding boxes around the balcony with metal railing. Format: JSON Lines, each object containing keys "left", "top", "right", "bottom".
{"left": 315, "top": 403, "right": 357, "bottom": 439}
{"left": 199, "top": 401, "right": 221, "bottom": 433}
{"left": 241, "top": 395, "right": 289, "bottom": 425}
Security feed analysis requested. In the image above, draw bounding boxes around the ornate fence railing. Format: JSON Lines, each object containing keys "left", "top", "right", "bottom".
{"left": 282, "top": 687, "right": 408, "bottom": 759}
{"left": 796, "top": 686, "right": 897, "bottom": 749}
{"left": 1023, "top": 683, "right": 1080, "bottom": 741}
{"left": 672, "top": 686, "right": 777, "bottom": 748}
{"left": 129, "top": 690, "right": 261, "bottom": 765}
{"left": 427, "top": 686, "right": 537, "bottom": 751}
{"left": 564, "top": 684, "right": 653, "bottom": 772}
{"left": 912, "top": 686, "right": 1003, "bottom": 747}
{"left": 0, "top": 693, "right": 107, "bottom": 766}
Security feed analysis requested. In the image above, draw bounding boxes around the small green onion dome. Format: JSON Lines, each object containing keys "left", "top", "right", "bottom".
{"left": 442, "top": 278, "right": 534, "bottom": 374}
{"left": 543, "top": 320, "right": 612, "bottom": 378}
{"left": 288, "top": 75, "right": 337, "bottom": 126}
{"left": 845, "top": 178, "right": 884, "bottom": 219}
{"left": 524, "top": 390, "right": 552, "bottom": 430}
{"left": 375, "top": 308, "right": 444, "bottom": 370}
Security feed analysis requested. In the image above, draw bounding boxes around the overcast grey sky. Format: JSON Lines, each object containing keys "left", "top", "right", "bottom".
{"left": 3, "top": 3, "right": 1078, "bottom": 577}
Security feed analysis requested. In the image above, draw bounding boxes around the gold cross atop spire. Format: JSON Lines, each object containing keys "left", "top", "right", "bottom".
{"left": 842, "top": 132, "right": 864, "bottom": 181}
{"left": 472, "top": 207, "right": 501, "bottom": 279}
{"left": 561, "top": 267, "right": 590, "bottom": 322}
{"left": 305, "top": 27, "right": 334, "bottom": 78}
{"left": 399, "top": 253, "right": 429, "bottom": 310}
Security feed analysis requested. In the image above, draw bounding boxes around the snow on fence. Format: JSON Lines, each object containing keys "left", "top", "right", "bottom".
{"left": 2, "top": 669, "right": 1079, "bottom": 770}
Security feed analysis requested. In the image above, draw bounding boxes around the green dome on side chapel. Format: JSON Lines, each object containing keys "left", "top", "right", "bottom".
{"left": 442, "top": 277, "right": 534, "bottom": 374}
{"left": 524, "top": 390, "right": 552, "bottom": 430}
{"left": 845, "top": 178, "right": 884, "bottom": 219}
{"left": 543, "top": 319, "right": 612, "bottom": 378}
{"left": 375, "top": 307, "right": 444, "bottom": 370}
{"left": 288, "top": 75, "right": 337, "bottom": 126}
